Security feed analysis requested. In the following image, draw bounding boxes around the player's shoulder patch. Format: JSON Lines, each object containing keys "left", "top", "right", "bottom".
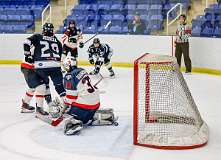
{"left": 66, "top": 74, "right": 72, "bottom": 80}
{"left": 65, "top": 73, "right": 72, "bottom": 81}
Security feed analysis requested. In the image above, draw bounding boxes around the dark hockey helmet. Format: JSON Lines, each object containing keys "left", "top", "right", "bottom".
{"left": 93, "top": 38, "right": 100, "bottom": 44}
{"left": 42, "top": 23, "right": 54, "bottom": 36}
{"left": 69, "top": 20, "right": 76, "bottom": 26}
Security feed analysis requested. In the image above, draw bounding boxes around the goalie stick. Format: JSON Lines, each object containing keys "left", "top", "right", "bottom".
{"left": 79, "top": 21, "right": 111, "bottom": 48}
{"left": 36, "top": 113, "right": 65, "bottom": 126}
{"left": 94, "top": 73, "right": 104, "bottom": 87}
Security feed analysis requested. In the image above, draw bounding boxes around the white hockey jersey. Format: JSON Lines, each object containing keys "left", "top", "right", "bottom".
{"left": 63, "top": 68, "right": 100, "bottom": 110}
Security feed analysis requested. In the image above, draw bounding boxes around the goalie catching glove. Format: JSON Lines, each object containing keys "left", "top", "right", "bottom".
{"left": 48, "top": 97, "right": 70, "bottom": 118}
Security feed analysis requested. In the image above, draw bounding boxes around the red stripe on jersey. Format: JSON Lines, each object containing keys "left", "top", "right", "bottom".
{"left": 71, "top": 102, "right": 100, "bottom": 110}
{"left": 185, "top": 29, "right": 192, "bottom": 34}
{"left": 61, "top": 35, "right": 68, "bottom": 44}
{"left": 36, "top": 95, "right": 44, "bottom": 98}
{"left": 64, "top": 102, "right": 71, "bottom": 106}
{"left": 66, "top": 94, "right": 78, "bottom": 100}
{"left": 21, "top": 62, "right": 34, "bottom": 69}
{"left": 26, "top": 92, "right": 33, "bottom": 97}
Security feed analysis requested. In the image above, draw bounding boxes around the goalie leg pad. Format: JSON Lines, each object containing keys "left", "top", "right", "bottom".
{"left": 92, "top": 108, "right": 118, "bottom": 126}
{"left": 64, "top": 117, "right": 83, "bottom": 135}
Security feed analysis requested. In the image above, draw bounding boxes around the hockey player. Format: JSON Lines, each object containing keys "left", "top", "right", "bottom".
{"left": 60, "top": 56, "right": 117, "bottom": 135}
{"left": 20, "top": 53, "right": 52, "bottom": 114}
{"left": 61, "top": 20, "right": 83, "bottom": 71}
{"left": 87, "top": 38, "right": 115, "bottom": 77}
{"left": 23, "top": 23, "right": 66, "bottom": 115}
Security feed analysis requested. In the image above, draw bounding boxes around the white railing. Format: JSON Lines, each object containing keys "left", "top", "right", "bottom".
{"left": 42, "top": 4, "right": 52, "bottom": 26}
{"left": 166, "top": 3, "right": 183, "bottom": 35}
{"left": 64, "top": 0, "right": 68, "bottom": 16}
{"left": 206, "top": 0, "right": 208, "bottom": 8}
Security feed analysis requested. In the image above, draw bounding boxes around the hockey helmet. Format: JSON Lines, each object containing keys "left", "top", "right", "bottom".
{"left": 69, "top": 20, "right": 76, "bottom": 25}
{"left": 42, "top": 22, "right": 54, "bottom": 36}
{"left": 69, "top": 20, "right": 76, "bottom": 30}
{"left": 93, "top": 38, "right": 100, "bottom": 44}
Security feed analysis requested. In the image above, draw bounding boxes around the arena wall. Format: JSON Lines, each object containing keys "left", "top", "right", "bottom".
{"left": 0, "top": 34, "right": 221, "bottom": 75}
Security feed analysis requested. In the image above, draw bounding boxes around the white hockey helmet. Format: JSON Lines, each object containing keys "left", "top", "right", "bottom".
{"left": 63, "top": 56, "right": 77, "bottom": 72}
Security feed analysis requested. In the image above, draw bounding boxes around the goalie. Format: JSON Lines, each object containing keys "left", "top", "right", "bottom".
{"left": 87, "top": 38, "right": 115, "bottom": 78}
{"left": 55, "top": 56, "right": 118, "bottom": 135}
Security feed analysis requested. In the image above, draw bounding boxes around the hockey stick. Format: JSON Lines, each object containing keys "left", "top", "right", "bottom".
{"left": 36, "top": 113, "right": 65, "bottom": 127}
{"left": 94, "top": 73, "right": 104, "bottom": 87}
{"left": 79, "top": 21, "right": 111, "bottom": 48}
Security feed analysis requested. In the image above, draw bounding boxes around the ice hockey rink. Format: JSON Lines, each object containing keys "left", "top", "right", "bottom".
{"left": 0, "top": 65, "right": 220, "bottom": 160}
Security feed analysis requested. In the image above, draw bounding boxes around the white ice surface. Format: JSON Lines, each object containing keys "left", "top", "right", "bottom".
{"left": 0, "top": 65, "right": 220, "bottom": 160}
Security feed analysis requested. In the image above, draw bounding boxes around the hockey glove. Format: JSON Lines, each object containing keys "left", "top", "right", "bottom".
{"left": 69, "top": 37, "right": 77, "bottom": 43}
{"left": 25, "top": 55, "right": 34, "bottom": 63}
{"left": 79, "top": 42, "right": 84, "bottom": 48}
{"left": 89, "top": 59, "right": 94, "bottom": 65}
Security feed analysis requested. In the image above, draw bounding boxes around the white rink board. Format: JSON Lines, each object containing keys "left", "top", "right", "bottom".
{"left": 0, "top": 34, "right": 172, "bottom": 62}
{"left": 1, "top": 34, "right": 221, "bottom": 70}
{"left": 189, "top": 37, "right": 221, "bottom": 70}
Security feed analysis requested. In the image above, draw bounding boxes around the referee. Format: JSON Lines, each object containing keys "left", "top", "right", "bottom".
{"left": 175, "top": 14, "right": 192, "bottom": 73}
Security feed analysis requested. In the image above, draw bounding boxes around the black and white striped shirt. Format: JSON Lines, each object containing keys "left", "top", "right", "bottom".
{"left": 175, "top": 24, "right": 191, "bottom": 43}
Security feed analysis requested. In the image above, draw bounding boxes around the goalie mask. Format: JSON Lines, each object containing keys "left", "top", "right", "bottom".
{"left": 63, "top": 56, "right": 77, "bottom": 72}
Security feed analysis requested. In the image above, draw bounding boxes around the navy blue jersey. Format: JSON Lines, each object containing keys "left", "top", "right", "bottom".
{"left": 64, "top": 68, "right": 86, "bottom": 91}
{"left": 64, "top": 68, "right": 100, "bottom": 110}
{"left": 25, "top": 34, "right": 63, "bottom": 69}
{"left": 87, "top": 43, "right": 112, "bottom": 59}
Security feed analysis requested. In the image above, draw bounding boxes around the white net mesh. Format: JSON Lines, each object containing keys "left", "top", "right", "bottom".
{"left": 135, "top": 54, "right": 208, "bottom": 149}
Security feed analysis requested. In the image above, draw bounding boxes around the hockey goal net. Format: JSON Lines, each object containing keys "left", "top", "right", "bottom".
{"left": 133, "top": 53, "right": 209, "bottom": 149}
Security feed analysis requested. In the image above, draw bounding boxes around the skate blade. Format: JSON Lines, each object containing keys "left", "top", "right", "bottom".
{"left": 110, "top": 75, "right": 115, "bottom": 79}
{"left": 21, "top": 108, "right": 35, "bottom": 113}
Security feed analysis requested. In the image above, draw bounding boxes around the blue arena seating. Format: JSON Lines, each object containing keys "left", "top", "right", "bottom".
{"left": 192, "top": 1, "right": 221, "bottom": 37}
{"left": 57, "top": 0, "right": 190, "bottom": 34}
{"left": 0, "top": 0, "right": 49, "bottom": 33}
